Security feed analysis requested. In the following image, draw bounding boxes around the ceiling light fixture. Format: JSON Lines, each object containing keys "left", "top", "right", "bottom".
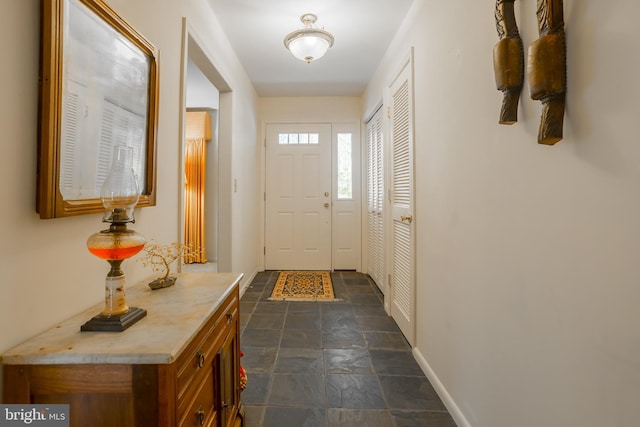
{"left": 284, "top": 13, "right": 334, "bottom": 63}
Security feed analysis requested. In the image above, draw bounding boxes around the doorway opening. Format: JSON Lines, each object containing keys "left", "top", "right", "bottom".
{"left": 179, "top": 20, "right": 232, "bottom": 273}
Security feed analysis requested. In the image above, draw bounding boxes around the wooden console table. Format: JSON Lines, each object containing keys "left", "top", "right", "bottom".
{"left": 2, "top": 272, "right": 244, "bottom": 427}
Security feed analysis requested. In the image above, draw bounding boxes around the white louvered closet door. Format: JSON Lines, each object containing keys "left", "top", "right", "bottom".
{"left": 389, "top": 52, "right": 415, "bottom": 346}
{"left": 366, "top": 106, "right": 385, "bottom": 292}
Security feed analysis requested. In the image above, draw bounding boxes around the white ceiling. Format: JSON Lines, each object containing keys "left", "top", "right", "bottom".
{"left": 206, "top": 0, "right": 416, "bottom": 97}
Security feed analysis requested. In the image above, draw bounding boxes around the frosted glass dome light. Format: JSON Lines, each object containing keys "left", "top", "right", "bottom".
{"left": 284, "top": 14, "right": 334, "bottom": 63}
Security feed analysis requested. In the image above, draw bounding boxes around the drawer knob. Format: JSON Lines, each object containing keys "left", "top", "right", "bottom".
{"left": 226, "top": 312, "right": 233, "bottom": 324}
{"left": 196, "top": 408, "right": 205, "bottom": 425}
{"left": 196, "top": 350, "right": 205, "bottom": 368}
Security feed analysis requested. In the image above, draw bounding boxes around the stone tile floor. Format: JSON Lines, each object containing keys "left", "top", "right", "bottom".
{"left": 239, "top": 271, "right": 457, "bottom": 427}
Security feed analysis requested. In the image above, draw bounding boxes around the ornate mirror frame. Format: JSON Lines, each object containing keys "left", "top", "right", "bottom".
{"left": 37, "top": 0, "right": 159, "bottom": 219}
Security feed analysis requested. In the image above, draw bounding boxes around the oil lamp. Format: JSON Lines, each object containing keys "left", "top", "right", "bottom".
{"left": 82, "top": 145, "right": 147, "bottom": 332}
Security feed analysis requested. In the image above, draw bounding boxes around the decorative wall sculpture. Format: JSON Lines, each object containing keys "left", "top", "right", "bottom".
{"left": 493, "top": 0, "right": 524, "bottom": 125}
{"left": 528, "top": 0, "right": 566, "bottom": 145}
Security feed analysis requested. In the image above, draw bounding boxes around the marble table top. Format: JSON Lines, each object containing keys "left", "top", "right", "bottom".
{"left": 1, "top": 272, "right": 243, "bottom": 365}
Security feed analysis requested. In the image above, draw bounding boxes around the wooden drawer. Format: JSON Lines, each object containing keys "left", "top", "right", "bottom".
{"left": 178, "top": 365, "right": 216, "bottom": 427}
{"left": 176, "top": 290, "right": 238, "bottom": 422}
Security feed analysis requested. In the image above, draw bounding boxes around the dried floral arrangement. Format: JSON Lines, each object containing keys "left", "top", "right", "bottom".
{"left": 137, "top": 241, "right": 200, "bottom": 289}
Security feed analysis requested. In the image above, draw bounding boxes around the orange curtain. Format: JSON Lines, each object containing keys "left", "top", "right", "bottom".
{"left": 184, "top": 137, "right": 207, "bottom": 263}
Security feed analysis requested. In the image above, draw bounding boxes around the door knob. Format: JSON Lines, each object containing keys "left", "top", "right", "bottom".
{"left": 400, "top": 214, "right": 413, "bottom": 224}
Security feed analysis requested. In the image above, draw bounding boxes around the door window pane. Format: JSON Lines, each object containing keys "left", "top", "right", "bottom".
{"left": 278, "top": 132, "right": 319, "bottom": 145}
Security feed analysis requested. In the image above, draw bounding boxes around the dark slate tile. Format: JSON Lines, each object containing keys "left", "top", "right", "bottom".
{"left": 326, "top": 374, "right": 386, "bottom": 409}
{"left": 288, "top": 302, "right": 321, "bottom": 313}
{"left": 263, "top": 407, "right": 327, "bottom": 427}
{"left": 331, "top": 284, "right": 348, "bottom": 296}
{"left": 379, "top": 376, "right": 447, "bottom": 411}
{"left": 345, "top": 284, "right": 376, "bottom": 295}
{"left": 349, "top": 294, "right": 383, "bottom": 305}
{"left": 253, "top": 271, "right": 274, "bottom": 281}
{"left": 268, "top": 373, "right": 326, "bottom": 407}
{"left": 340, "top": 271, "right": 369, "bottom": 280}
{"left": 343, "top": 276, "right": 371, "bottom": 285}
{"left": 274, "top": 347, "right": 324, "bottom": 373}
{"left": 242, "top": 405, "right": 265, "bottom": 427}
{"left": 335, "top": 293, "right": 352, "bottom": 303}
{"left": 330, "top": 274, "right": 345, "bottom": 283}
{"left": 357, "top": 315, "right": 401, "bottom": 332}
{"left": 244, "top": 283, "right": 267, "bottom": 294}
{"left": 281, "top": 329, "right": 323, "bottom": 349}
{"left": 285, "top": 313, "right": 321, "bottom": 330}
{"left": 354, "top": 304, "right": 387, "bottom": 316}
{"left": 253, "top": 301, "right": 289, "bottom": 314}
{"left": 369, "top": 350, "right": 425, "bottom": 376}
{"left": 240, "top": 301, "right": 257, "bottom": 315}
{"left": 240, "top": 373, "right": 271, "bottom": 405}
{"left": 239, "top": 314, "right": 250, "bottom": 331}
{"left": 390, "top": 410, "right": 457, "bottom": 427}
{"left": 327, "top": 409, "right": 394, "bottom": 427}
{"left": 322, "top": 329, "right": 366, "bottom": 349}
{"left": 321, "top": 303, "right": 356, "bottom": 317}
{"left": 242, "top": 346, "right": 277, "bottom": 374}
{"left": 241, "top": 328, "right": 282, "bottom": 347}
{"left": 241, "top": 291, "right": 262, "bottom": 303}
{"left": 321, "top": 313, "right": 359, "bottom": 332}
{"left": 238, "top": 272, "right": 458, "bottom": 427}
{"left": 364, "top": 331, "right": 411, "bottom": 350}
{"left": 246, "top": 313, "right": 285, "bottom": 330}
{"left": 324, "top": 349, "right": 373, "bottom": 374}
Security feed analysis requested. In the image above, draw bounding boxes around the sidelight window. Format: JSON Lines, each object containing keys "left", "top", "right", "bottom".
{"left": 337, "top": 133, "right": 353, "bottom": 199}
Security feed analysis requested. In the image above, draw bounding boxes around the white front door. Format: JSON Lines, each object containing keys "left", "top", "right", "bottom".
{"left": 265, "top": 123, "right": 332, "bottom": 270}
{"left": 388, "top": 53, "right": 416, "bottom": 346}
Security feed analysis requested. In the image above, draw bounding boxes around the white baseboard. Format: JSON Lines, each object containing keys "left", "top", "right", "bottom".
{"left": 239, "top": 268, "right": 259, "bottom": 296}
{"left": 412, "top": 347, "right": 472, "bottom": 427}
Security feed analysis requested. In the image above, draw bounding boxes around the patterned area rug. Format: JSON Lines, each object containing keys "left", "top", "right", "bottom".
{"left": 268, "top": 271, "right": 339, "bottom": 301}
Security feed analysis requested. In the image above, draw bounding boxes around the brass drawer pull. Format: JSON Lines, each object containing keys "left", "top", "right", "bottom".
{"left": 222, "top": 400, "right": 230, "bottom": 409}
{"left": 196, "top": 350, "right": 205, "bottom": 368}
{"left": 196, "top": 407, "right": 205, "bottom": 425}
{"left": 226, "top": 312, "right": 233, "bottom": 324}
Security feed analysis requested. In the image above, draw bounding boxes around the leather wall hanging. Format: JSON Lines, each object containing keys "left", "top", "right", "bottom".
{"left": 493, "top": 0, "right": 566, "bottom": 145}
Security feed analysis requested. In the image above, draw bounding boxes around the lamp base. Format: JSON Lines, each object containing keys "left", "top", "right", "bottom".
{"left": 80, "top": 307, "right": 147, "bottom": 332}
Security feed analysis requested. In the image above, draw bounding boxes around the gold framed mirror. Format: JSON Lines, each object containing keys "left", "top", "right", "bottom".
{"left": 37, "top": 0, "right": 159, "bottom": 219}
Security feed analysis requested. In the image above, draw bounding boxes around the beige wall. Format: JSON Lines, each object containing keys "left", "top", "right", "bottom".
{"left": 259, "top": 97, "right": 362, "bottom": 123}
{"left": 364, "top": 1, "right": 640, "bottom": 426}
{"left": 0, "top": 0, "right": 260, "bottom": 398}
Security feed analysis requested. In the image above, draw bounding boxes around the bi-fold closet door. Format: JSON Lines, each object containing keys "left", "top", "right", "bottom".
{"left": 365, "top": 50, "right": 416, "bottom": 346}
